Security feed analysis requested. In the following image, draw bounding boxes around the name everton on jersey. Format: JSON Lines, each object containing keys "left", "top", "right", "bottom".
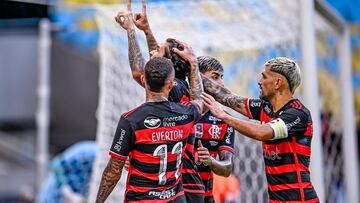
{"left": 135, "top": 114, "right": 193, "bottom": 143}
{"left": 140, "top": 115, "right": 192, "bottom": 143}
{"left": 152, "top": 129, "right": 184, "bottom": 142}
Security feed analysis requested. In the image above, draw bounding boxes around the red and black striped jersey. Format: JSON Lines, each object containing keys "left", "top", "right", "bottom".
{"left": 109, "top": 101, "right": 200, "bottom": 203}
{"left": 168, "top": 78, "right": 190, "bottom": 103}
{"left": 193, "top": 111, "right": 235, "bottom": 203}
{"left": 245, "top": 98, "right": 319, "bottom": 203}
{"left": 181, "top": 131, "right": 206, "bottom": 197}
{"left": 168, "top": 78, "right": 205, "bottom": 199}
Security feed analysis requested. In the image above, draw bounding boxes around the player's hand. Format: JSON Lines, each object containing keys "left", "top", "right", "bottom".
{"left": 201, "top": 92, "right": 227, "bottom": 120}
{"left": 171, "top": 39, "right": 197, "bottom": 63}
{"left": 124, "top": 156, "right": 130, "bottom": 171}
{"left": 150, "top": 43, "right": 169, "bottom": 59}
{"left": 114, "top": 1, "right": 135, "bottom": 32}
{"left": 197, "top": 140, "right": 213, "bottom": 166}
{"left": 133, "top": 0, "right": 151, "bottom": 32}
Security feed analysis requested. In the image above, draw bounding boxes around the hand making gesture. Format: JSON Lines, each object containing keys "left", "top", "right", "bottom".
{"left": 133, "top": 0, "right": 151, "bottom": 32}
{"left": 114, "top": 0, "right": 135, "bottom": 32}
{"left": 197, "top": 140, "right": 213, "bottom": 166}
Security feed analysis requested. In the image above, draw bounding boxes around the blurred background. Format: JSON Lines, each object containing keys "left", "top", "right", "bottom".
{"left": 0, "top": 0, "right": 359, "bottom": 203}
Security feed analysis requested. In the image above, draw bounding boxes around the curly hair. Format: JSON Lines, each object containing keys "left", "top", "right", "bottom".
{"left": 166, "top": 38, "right": 190, "bottom": 80}
{"left": 145, "top": 57, "right": 174, "bottom": 92}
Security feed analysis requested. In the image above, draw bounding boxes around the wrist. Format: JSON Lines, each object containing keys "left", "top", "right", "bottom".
{"left": 218, "top": 112, "right": 229, "bottom": 121}
{"left": 207, "top": 156, "right": 215, "bottom": 168}
{"left": 189, "top": 58, "right": 198, "bottom": 66}
{"left": 127, "top": 27, "right": 135, "bottom": 33}
{"left": 143, "top": 27, "right": 152, "bottom": 35}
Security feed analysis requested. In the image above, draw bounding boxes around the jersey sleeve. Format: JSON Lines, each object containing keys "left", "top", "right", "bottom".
{"left": 219, "top": 125, "right": 235, "bottom": 154}
{"left": 245, "top": 98, "right": 264, "bottom": 121}
{"left": 277, "top": 108, "right": 308, "bottom": 137}
{"left": 168, "top": 78, "right": 190, "bottom": 103}
{"left": 178, "top": 99, "right": 202, "bottom": 123}
{"left": 109, "top": 115, "right": 135, "bottom": 161}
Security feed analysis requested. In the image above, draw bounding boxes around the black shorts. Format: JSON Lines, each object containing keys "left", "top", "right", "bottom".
{"left": 185, "top": 192, "right": 204, "bottom": 203}
{"left": 204, "top": 195, "right": 214, "bottom": 203}
{"left": 170, "top": 194, "right": 187, "bottom": 203}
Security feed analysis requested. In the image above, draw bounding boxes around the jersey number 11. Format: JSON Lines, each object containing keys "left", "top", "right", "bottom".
{"left": 153, "top": 142, "right": 183, "bottom": 185}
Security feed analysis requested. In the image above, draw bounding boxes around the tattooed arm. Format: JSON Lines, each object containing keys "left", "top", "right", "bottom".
{"left": 115, "top": 2, "right": 146, "bottom": 87}
{"left": 198, "top": 140, "right": 233, "bottom": 177}
{"left": 95, "top": 157, "right": 125, "bottom": 203}
{"left": 133, "top": 0, "right": 158, "bottom": 54}
{"left": 202, "top": 76, "right": 247, "bottom": 116}
{"left": 127, "top": 28, "right": 146, "bottom": 87}
{"left": 172, "top": 40, "right": 204, "bottom": 113}
{"left": 201, "top": 92, "right": 274, "bottom": 141}
{"left": 209, "top": 151, "right": 233, "bottom": 177}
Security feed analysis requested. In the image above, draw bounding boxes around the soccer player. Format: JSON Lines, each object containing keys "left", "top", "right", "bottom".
{"left": 115, "top": 1, "right": 235, "bottom": 203}
{"left": 115, "top": 3, "right": 206, "bottom": 202}
{"left": 194, "top": 57, "right": 235, "bottom": 203}
{"left": 95, "top": 45, "right": 204, "bottom": 203}
{"left": 201, "top": 57, "right": 319, "bottom": 202}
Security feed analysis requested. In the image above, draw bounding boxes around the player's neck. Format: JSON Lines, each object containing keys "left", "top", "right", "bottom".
{"left": 270, "top": 91, "right": 294, "bottom": 112}
{"left": 146, "top": 91, "right": 168, "bottom": 102}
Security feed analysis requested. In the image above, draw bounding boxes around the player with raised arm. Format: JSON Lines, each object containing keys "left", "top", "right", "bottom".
{"left": 95, "top": 40, "right": 204, "bottom": 202}
{"left": 201, "top": 57, "right": 319, "bottom": 202}
{"left": 115, "top": 3, "right": 205, "bottom": 202}
{"left": 114, "top": 0, "right": 190, "bottom": 103}
{"left": 115, "top": 1, "right": 235, "bottom": 202}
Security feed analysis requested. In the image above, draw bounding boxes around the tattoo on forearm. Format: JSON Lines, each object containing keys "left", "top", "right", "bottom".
{"left": 202, "top": 76, "right": 246, "bottom": 110}
{"left": 223, "top": 95, "right": 246, "bottom": 110}
{"left": 145, "top": 30, "right": 158, "bottom": 53}
{"left": 96, "top": 158, "right": 125, "bottom": 203}
{"left": 189, "top": 60, "right": 203, "bottom": 101}
{"left": 128, "top": 29, "right": 145, "bottom": 73}
{"left": 210, "top": 151, "right": 233, "bottom": 177}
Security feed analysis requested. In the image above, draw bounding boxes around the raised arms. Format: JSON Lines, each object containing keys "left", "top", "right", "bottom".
{"left": 133, "top": 0, "right": 158, "bottom": 54}
{"left": 115, "top": 1, "right": 145, "bottom": 87}
{"left": 95, "top": 157, "right": 125, "bottom": 203}
{"left": 202, "top": 76, "right": 248, "bottom": 116}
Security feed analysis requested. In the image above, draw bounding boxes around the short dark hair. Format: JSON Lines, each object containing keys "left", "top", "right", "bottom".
{"left": 145, "top": 57, "right": 174, "bottom": 92}
{"left": 197, "top": 56, "right": 224, "bottom": 74}
{"left": 166, "top": 38, "right": 190, "bottom": 80}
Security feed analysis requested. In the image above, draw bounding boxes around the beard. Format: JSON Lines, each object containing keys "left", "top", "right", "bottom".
{"left": 259, "top": 90, "right": 270, "bottom": 101}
